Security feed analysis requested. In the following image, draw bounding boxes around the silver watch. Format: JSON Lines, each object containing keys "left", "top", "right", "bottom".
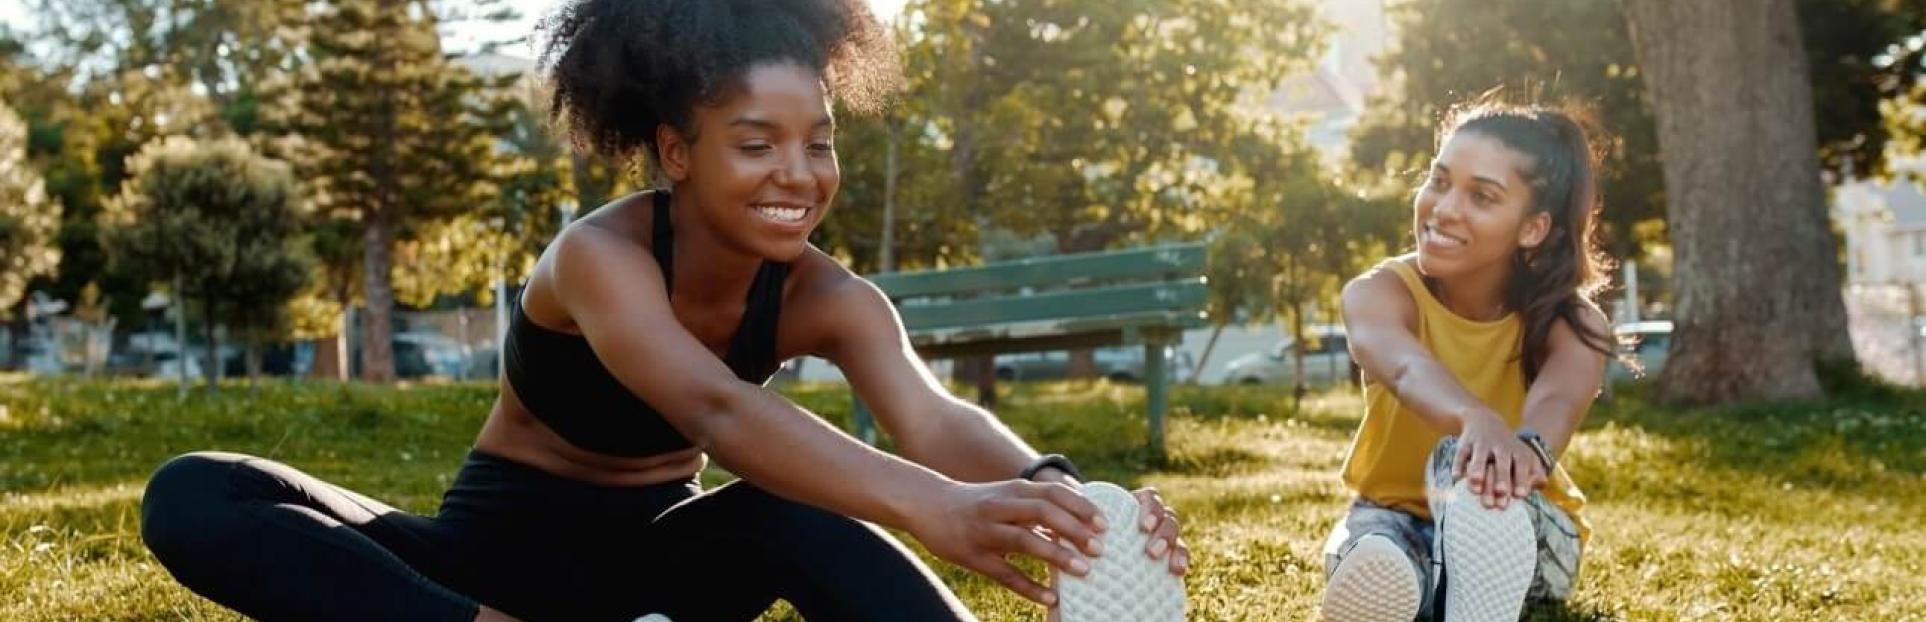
{"left": 1517, "top": 427, "right": 1557, "bottom": 472}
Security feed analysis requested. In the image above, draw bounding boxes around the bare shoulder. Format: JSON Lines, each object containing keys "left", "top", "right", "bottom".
{"left": 1340, "top": 260, "right": 1418, "bottom": 323}
{"left": 523, "top": 200, "right": 664, "bottom": 332}
{"left": 1553, "top": 298, "right": 1612, "bottom": 345}
{"left": 536, "top": 192, "right": 659, "bottom": 282}
{"left": 781, "top": 247, "right": 898, "bottom": 356}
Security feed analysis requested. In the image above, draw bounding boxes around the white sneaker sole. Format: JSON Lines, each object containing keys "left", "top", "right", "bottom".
{"left": 1439, "top": 480, "right": 1535, "bottom": 622}
{"left": 1320, "top": 534, "right": 1422, "bottom": 622}
{"left": 1056, "top": 482, "right": 1186, "bottom": 622}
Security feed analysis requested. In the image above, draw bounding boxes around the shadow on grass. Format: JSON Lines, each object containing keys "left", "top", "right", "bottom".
{"left": 1160, "top": 444, "right": 1272, "bottom": 477}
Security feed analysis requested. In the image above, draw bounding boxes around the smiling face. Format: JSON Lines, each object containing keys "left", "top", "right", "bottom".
{"left": 1413, "top": 130, "right": 1552, "bottom": 280}
{"left": 658, "top": 62, "right": 839, "bottom": 262}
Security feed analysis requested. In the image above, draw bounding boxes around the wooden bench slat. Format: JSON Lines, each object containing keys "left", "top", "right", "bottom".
{"left": 871, "top": 243, "right": 1205, "bottom": 299}
{"left": 895, "top": 280, "right": 1206, "bottom": 331}
{"left": 904, "top": 310, "right": 1206, "bottom": 347}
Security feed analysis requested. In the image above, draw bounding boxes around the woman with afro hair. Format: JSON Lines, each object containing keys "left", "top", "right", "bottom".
{"left": 137, "top": 1, "right": 1187, "bottom": 621}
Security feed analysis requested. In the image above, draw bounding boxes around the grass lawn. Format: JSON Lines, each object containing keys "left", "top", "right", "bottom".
{"left": 3, "top": 375, "right": 1922, "bottom": 620}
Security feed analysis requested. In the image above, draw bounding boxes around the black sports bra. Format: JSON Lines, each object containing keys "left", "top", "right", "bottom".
{"left": 502, "top": 191, "right": 790, "bottom": 457}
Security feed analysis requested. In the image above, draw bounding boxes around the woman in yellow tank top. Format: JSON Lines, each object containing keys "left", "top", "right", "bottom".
{"left": 1318, "top": 103, "right": 1618, "bottom": 622}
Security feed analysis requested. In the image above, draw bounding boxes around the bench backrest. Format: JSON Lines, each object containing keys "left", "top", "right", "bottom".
{"left": 869, "top": 243, "right": 1208, "bottom": 333}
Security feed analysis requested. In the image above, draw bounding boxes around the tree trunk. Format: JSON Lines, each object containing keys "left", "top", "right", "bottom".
{"left": 361, "top": 0, "right": 400, "bottom": 383}
{"left": 174, "top": 277, "right": 189, "bottom": 400}
{"left": 881, "top": 113, "right": 900, "bottom": 273}
{"left": 317, "top": 288, "right": 352, "bottom": 381}
{"left": 202, "top": 299, "right": 220, "bottom": 395}
{"left": 313, "top": 334, "right": 345, "bottom": 381}
{"left": 1623, "top": 0, "right": 1854, "bottom": 404}
{"left": 359, "top": 208, "right": 398, "bottom": 382}
{"left": 1290, "top": 305, "right": 1306, "bottom": 411}
{"left": 245, "top": 341, "right": 263, "bottom": 396}
{"left": 1188, "top": 324, "right": 1225, "bottom": 385}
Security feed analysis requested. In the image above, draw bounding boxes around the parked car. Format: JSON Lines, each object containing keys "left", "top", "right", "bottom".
{"left": 1222, "top": 325, "right": 1354, "bottom": 387}
{"left": 106, "top": 332, "right": 204, "bottom": 380}
{"left": 979, "top": 345, "right": 1194, "bottom": 383}
{"left": 349, "top": 331, "right": 478, "bottom": 380}
{"left": 1608, "top": 320, "right": 1672, "bottom": 382}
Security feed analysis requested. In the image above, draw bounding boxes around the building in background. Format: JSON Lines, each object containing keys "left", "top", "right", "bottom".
{"left": 1837, "top": 159, "right": 1926, "bottom": 285}
{"left": 1264, "top": 0, "right": 1389, "bottom": 164}
{"left": 1834, "top": 155, "right": 1926, "bottom": 386}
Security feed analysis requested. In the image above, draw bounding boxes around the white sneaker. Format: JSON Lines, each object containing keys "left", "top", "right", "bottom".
{"left": 1055, "top": 482, "right": 1186, "bottom": 622}
{"left": 1437, "top": 480, "right": 1535, "bottom": 622}
{"left": 1320, "top": 534, "right": 1422, "bottom": 622}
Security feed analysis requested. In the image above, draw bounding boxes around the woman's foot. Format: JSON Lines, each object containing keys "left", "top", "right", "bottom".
{"left": 1320, "top": 534, "right": 1422, "bottom": 621}
{"left": 1054, "top": 482, "right": 1185, "bottom": 622}
{"left": 1438, "top": 479, "right": 1535, "bottom": 622}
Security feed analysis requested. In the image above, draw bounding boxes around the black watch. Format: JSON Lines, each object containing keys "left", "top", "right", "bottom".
{"left": 1019, "top": 454, "right": 1084, "bottom": 482}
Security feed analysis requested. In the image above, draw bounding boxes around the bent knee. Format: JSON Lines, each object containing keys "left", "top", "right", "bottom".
{"left": 141, "top": 452, "right": 248, "bottom": 558}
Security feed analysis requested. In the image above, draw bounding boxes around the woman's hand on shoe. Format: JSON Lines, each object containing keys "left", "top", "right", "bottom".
{"left": 908, "top": 479, "right": 1106, "bottom": 606}
{"left": 1455, "top": 411, "right": 1544, "bottom": 510}
{"left": 1134, "top": 487, "right": 1189, "bottom": 576}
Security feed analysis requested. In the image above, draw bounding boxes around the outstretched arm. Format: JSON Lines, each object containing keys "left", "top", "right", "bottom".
{"left": 815, "top": 273, "right": 1188, "bottom": 576}
{"left": 1342, "top": 268, "right": 1497, "bottom": 435}
{"left": 547, "top": 229, "right": 1101, "bottom": 605}
{"left": 809, "top": 276, "right": 1042, "bottom": 483}
{"left": 1520, "top": 306, "right": 1610, "bottom": 459}
{"left": 1341, "top": 266, "right": 1537, "bottom": 509}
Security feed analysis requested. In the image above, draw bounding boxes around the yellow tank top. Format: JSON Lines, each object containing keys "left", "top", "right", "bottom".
{"left": 1341, "top": 256, "right": 1591, "bottom": 543}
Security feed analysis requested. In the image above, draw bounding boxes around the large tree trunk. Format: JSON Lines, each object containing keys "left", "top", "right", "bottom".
{"left": 360, "top": 0, "right": 400, "bottom": 383}
{"left": 1623, "top": 0, "right": 1855, "bottom": 405}
{"left": 359, "top": 208, "right": 398, "bottom": 382}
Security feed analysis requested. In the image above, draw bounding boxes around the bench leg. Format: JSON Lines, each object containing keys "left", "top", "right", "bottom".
{"left": 1145, "top": 340, "right": 1167, "bottom": 459}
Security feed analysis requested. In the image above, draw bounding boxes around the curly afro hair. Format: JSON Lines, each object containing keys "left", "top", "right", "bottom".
{"left": 540, "top": 0, "right": 899, "bottom": 167}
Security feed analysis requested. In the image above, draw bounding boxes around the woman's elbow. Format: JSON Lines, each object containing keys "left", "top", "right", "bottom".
{"left": 667, "top": 380, "right": 761, "bottom": 453}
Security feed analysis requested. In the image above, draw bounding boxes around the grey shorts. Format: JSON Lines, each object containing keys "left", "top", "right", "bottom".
{"left": 1323, "top": 437, "right": 1582, "bottom": 618}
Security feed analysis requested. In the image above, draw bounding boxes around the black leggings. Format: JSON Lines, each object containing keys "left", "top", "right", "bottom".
{"left": 139, "top": 450, "right": 974, "bottom": 622}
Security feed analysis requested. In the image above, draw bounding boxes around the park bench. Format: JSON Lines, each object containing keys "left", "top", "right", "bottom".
{"left": 853, "top": 242, "right": 1208, "bottom": 456}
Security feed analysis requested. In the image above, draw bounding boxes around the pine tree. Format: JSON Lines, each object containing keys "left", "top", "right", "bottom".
{"left": 278, "top": 0, "right": 506, "bottom": 381}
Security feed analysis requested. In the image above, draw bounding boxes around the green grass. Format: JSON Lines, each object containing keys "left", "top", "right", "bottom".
{"left": 3, "top": 375, "right": 1923, "bottom": 620}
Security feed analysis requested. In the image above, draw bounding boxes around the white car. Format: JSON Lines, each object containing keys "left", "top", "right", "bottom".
{"left": 1222, "top": 326, "right": 1354, "bottom": 387}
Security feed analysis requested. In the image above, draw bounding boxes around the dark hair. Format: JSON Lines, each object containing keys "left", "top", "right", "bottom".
{"left": 539, "top": 0, "right": 899, "bottom": 167}
{"left": 1440, "top": 103, "right": 1617, "bottom": 384}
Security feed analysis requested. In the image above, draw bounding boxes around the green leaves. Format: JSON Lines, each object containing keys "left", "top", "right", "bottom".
{"left": 0, "top": 102, "right": 61, "bottom": 313}
{"left": 101, "top": 135, "right": 309, "bottom": 340}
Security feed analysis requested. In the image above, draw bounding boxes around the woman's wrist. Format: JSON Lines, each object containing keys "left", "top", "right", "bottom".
{"left": 1452, "top": 404, "right": 1502, "bottom": 434}
{"left": 890, "top": 475, "right": 963, "bottom": 531}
